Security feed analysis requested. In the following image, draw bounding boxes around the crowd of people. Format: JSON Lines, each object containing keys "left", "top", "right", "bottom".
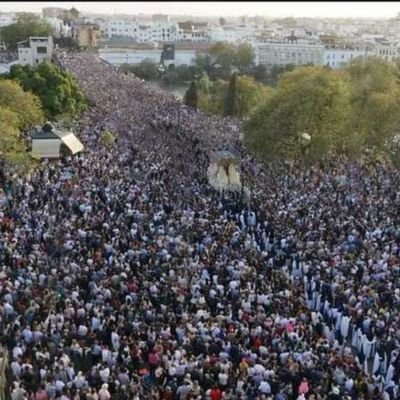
{"left": 1, "top": 52, "right": 400, "bottom": 400}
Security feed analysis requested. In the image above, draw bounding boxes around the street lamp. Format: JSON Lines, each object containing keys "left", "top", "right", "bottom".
{"left": 298, "top": 132, "right": 311, "bottom": 161}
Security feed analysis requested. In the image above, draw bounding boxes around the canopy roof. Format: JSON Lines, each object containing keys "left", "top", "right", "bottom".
{"left": 31, "top": 123, "right": 84, "bottom": 155}
{"left": 56, "top": 130, "right": 84, "bottom": 155}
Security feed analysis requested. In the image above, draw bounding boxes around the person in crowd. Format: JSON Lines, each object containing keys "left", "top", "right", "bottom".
{"left": 1, "top": 51, "right": 399, "bottom": 400}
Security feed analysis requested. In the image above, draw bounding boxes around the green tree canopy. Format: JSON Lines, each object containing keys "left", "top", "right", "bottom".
{"left": 345, "top": 57, "right": 400, "bottom": 151}
{"left": 0, "top": 79, "right": 44, "bottom": 129}
{"left": 120, "top": 59, "right": 159, "bottom": 81}
{"left": 0, "top": 13, "right": 53, "bottom": 50}
{"left": 233, "top": 75, "right": 273, "bottom": 118}
{"left": 224, "top": 72, "right": 237, "bottom": 117}
{"left": 244, "top": 66, "right": 351, "bottom": 163}
{"left": 235, "top": 43, "right": 254, "bottom": 74}
{"left": 184, "top": 80, "right": 198, "bottom": 109}
{"left": 0, "top": 80, "right": 44, "bottom": 171}
{"left": 6, "top": 62, "right": 87, "bottom": 119}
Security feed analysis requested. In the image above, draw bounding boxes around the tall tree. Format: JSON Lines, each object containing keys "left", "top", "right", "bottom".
{"left": 244, "top": 66, "right": 351, "bottom": 162}
{"left": 184, "top": 80, "right": 198, "bottom": 109}
{"left": 235, "top": 43, "right": 254, "bottom": 74}
{"left": 209, "top": 42, "right": 237, "bottom": 79}
{"left": 223, "top": 72, "right": 237, "bottom": 117}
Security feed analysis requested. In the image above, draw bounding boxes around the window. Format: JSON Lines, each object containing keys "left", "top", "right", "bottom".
{"left": 37, "top": 46, "right": 47, "bottom": 54}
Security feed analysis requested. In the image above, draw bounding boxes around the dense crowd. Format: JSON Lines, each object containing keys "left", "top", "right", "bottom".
{"left": 1, "top": 52, "right": 400, "bottom": 400}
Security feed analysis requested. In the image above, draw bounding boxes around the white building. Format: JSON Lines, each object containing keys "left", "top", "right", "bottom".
{"left": 106, "top": 18, "right": 179, "bottom": 42}
{"left": 17, "top": 37, "right": 53, "bottom": 67}
{"left": 374, "top": 43, "right": 400, "bottom": 63}
{"left": 177, "top": 22, "right": 209, "bottom": 42}
{"left": 323, "top": 47, "right": 368, "bottom": 69}
{"left": 255, "top": 42, "right": 325, "bottom": 67}
{"left": 150, "top": 21, "right": 178, "bottom": 42}
{"left": 44, "top": 17, "right": 71, "bottom": 38}
{"left": 107, "top": 18, "right": 139, "bottom": 39}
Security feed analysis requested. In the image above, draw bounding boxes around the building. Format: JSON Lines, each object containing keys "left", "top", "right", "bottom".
{"left": 178, "top": 21, "right": 209, "bottom": 42}
{"left": 106, "top": 18, "right": 179, "bottom": 42}
{"left": 72, "top": 23, "right": 100, "bottom": 48}
{"left": 44, "top": 17, "right": 71, "bottom": 38}
{"left": 151, "top": 22, "right": 178, "bottom": 42}
{"left": 255, "top": 42, "right": 325, "bottom": 67}
{"left": 323, "top": 46, "right": 368, "bottom": 69}
{"left": 17, "top": 37, "right": 53, "bottom": 66}
{"left": 374, "top": 43, "right": 400, "bottom": 63}
{"left": 31, "top": 122, "right": 84, "bottom": 159}
{"left": 107, "top": 18, "right": 139, "bottom": 39}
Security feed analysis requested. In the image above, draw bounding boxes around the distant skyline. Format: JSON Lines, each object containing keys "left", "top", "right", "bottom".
{"left": 2, "top": 1, "right": 400, "bottom": 19}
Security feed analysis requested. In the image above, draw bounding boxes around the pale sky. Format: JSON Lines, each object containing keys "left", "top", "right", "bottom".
{"left": 2, "top": 1, "right": 400, "bottom": 19}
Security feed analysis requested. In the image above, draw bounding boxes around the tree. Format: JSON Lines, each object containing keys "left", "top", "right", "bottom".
{"left": 0, "top": 107, "right": 21, "bottom": 157}
{"left": 0, "top": 79, "right": 44, "bottom": 130}
{"left": 6, "top": 62, "right": 86, "bottom": 119}
{"left": 234, "top": 75, "right": 273, "bottom": 118}
{"left": 69, "top": 7, "right": 80, "bottom": 19}
{"left": 101, "top": 131, "right": 116, "bottom": 148}
{"left": 223, "top": 72, "right": 237, "bottom": 116}
{"left": 209, "top": 42, "right": 237, "bottom": 79}
{"left": 120, "top": 59, "right": 159, "bottom": 81}
{"left": 0, "top": 79, "right": 44, "bottom": 172}
{"left": 0, "top": 13, "right": 53, "bottom": 50}
{"left": 244, "top": 66, "right": 351, "bottom": 163}
{"left": 184, "top": 81, "right": 198, "bottom": 109}
{"left": 235, "top": 43, "right": 254, "bottom": 74}
{"left": 345, "top": 57, "right": 400, "bottom": 152}
{"left": 248, "top": 64, "right": 267, "bottom": 82}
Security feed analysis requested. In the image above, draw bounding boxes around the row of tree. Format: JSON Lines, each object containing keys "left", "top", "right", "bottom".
{"left": 244, "top": 58, "right": 400, "bottom": 163}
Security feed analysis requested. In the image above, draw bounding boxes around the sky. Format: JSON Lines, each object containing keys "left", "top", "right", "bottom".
{"left": 2, "top": 1, "right": 400, "bottom": 19}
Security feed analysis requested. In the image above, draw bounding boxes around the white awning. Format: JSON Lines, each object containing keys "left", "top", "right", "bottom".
{"left": 55, "top": 130, "right": 84, "bottom": 155}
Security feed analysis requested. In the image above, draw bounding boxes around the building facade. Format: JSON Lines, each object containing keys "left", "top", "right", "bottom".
{"left": 374, "top": 44, "right": 400, "bottom": 63}
{"left": 323, "top": 47, "right": 368, "bottom": 69}
{"left": 256, "top": 42, "right": 325, "bottom": 67}
{"left": 17, "top": 37, "right": 53, "bottom": 66}
{"left": 72, "top": 24, "right": 100, "bottom": 48}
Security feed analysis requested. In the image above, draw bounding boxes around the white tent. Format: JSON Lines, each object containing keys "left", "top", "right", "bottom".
{"left": 31, "top": 123, "right": 84, "bottom": 158}
{"left": 56, "top": 130, "right": 84, "bottom": 155}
